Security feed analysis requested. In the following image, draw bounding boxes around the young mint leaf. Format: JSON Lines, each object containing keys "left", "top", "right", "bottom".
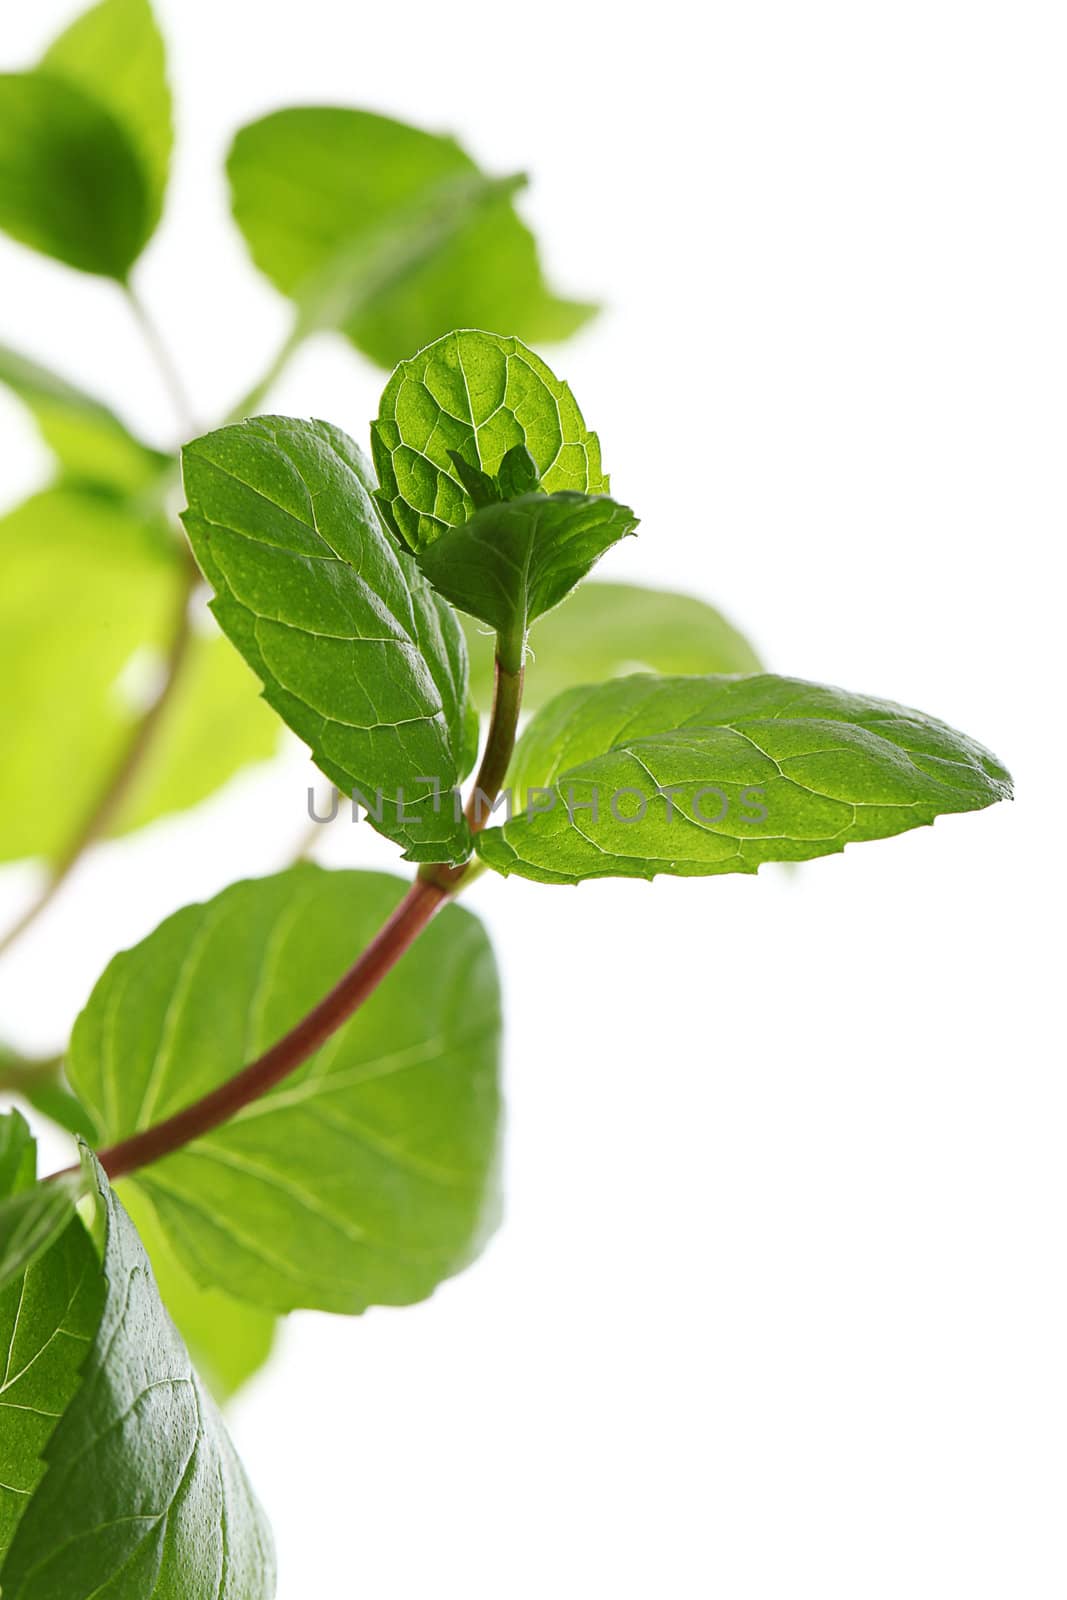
{"left": 418, "top": 492, "right": 638, "bottom": 671}
{"left": 0, "top": 342, "right": 169, "bottom": 493}
{"left": 372, "top": 330, "right": 608, "bottom": 551}
{"left": 496, "top": 443, "right": 541, "bottom": 499}
{"left": 0, "top": 1183, "right": 104, "bottom": 1563}
{"left": 42, "top": 0, "right": 172, "bottom": 237}
{"left": 0, "top": 1151, "right": 276, "bottom": 1599}
{"left": 227, "top": 108, "right": 594, "bottom": 371}
{"left": 0, "top": 71, "right": 149, "bottom": 278}
{"left": 119, "top": 1185, "right": 277, "bottom": 1405}
{"left": 446, "top": 448, "right": 501, "bottom": 510}
{"left": 67, "top": 866, "right": 503, "bottom": 1316}
{"left": 462, "top": 580, "right": 764, "bottom": 712}
{"left": 476, "top": 673, "right": 1012, "bottom": 884}
{"left": 181, "top": 417, "right": 474, "bottom": 863}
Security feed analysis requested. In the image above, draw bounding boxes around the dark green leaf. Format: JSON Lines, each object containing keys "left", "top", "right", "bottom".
{"left": 181, "top": 417, "right": 474, "bottom": 863}
{"left": 0, "top": 1175, "right": 85, "bottom": 1298}
{"left": 119, "top": 1185, "right": 277, "bottom": 1405}
{"left": 372, "top": 330, "right": 608, "bottom": 551}
{"left": 477, "top": 673, "right": 1012, "bottom": 884}
{"left": 495, "top": 444, "right": 541, "bottom": 499}
{"left": 0, "top": 1109, "right": 35, "bottom": 1197}
{"left": 0, "top": 342, "right": 169, "bottom": 493}
{"left": 68, "top": 866, "right": 503, "bottom": 1316}
{"left": 463, "top": 580, "right": 764, "bottom": 712}
{"left": 418, "top": 491, "right": 637, "bottom": 665}
{"left": 0, "top": 1151, "right": 276, "bottom": 1598}
{"left": 0, "top": 72, "right": 149, "bottom": 278}
{"left": 228, "top": 107, "right": 594, "bottom": 370}
{"left": 0, "top": 1146, "right": 103, "bottom": 1562}
{"left": 42, "top": 0, "right": 172, "bottom": 235}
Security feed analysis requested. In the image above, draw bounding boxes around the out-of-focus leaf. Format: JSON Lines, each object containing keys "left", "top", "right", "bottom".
{"left": 228, "top": 107, "right": 594, "bottom": 371}
{"left": 0, "top": 341, "right": 169, "bottom": 493}
{"left": 463, "top": 580, "right": 764, "bottom": 710}
{"left": 0, "top": 72, "right": 149, "bottom": 279}
{"left": 112, "top": 630, "right": 282, "bottom": 837}
{"left": 0, "top": 488, "right": 179, "bottom": 865}
{"left": 42, "top": 0, "right": 172, "bottom": 234}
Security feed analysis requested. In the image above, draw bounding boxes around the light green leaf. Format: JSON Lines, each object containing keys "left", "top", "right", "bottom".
{"left": 181, "top": 417, "right": 473, "bottom": 863}
{"left": 463, "top": 581, "right": 764, "bottom": 712}
{"left": 372, "top": 330, "right": 608, "bottom": 552}
{"left": 43, "top": 0, "right": 172, "bottom": 234}
{"left": 0, "top": 1145, "right": 103, "bottom": 1563}
{"left": 0, "top": 72, "right": 149, "bottom": 279}
{"left": 68, "top": 866, "right": 502, "bottom": 1316}
{"left": 111, "top": 631, "right": 283, "bottom": 837}
{"left": 0, "top": 341, "right": 169, "bottom": 493}
{"left": 477, "top": 673, "right": 1012, "bottom": 884}
{"left": 418, "top": 492, "right": 638, "bottom": 667}
{"left": 119, "top": 1185, "right": 277, "bottom": 1404}
{"left": 0, "top": 488, "right": 180, "bottom": 865}
{"left": 228, "top": 107, "right": 594, "bottom": 371}
{"left": 0, "top": 1151, "right": 276, "bottom": 1598}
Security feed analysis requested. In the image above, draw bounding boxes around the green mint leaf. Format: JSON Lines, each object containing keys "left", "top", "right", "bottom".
{"left": 372, "top": 330, "right": 608, "bottom": 552}
{"left": 0, "top": 1175, "right": 85, "bottom": 1298}
{"left": 0, "top": 1140, "right": 103, "bottom": 1563}
{"left": 181, "top": 417, "right": 474, "bottom": 863}
{"left": 119, "top": 1185, "right": 276, "bottom": 1405}
{"left": 418, "top": 492, "right": 638, "bottom": 670}
{"left": 476, "top": 673, "right": 1012, "bottom": 884}
{"left": 0, "top": 74, "right": 148, "bottom": 280}
{"left": 0, "top": 488, "right": 177, "bottom": 865}
{"left": 0, "top": 1151, "right": 276, "bottom": 1599}
{"left": 446, "top": 448, "right": 500, "bottom": 509}
{"left": 463, "top": 581, "right": 764, "bottom": 713}
{"left": 67, "top": 866, "right": 503, "bottom": 1315}
{"left": 0, "top": 342, "right": 169, "bottom": 493}
{"left": 495, "top": 443, "right": 541, "bottom": 499}
{"left": 227, "top": 108, "right": 594, "bottom": 371}
{"left": 41, "top": 0, "right": 172, "bottom": 238}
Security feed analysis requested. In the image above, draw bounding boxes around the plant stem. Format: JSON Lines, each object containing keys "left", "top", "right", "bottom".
{"left": 0, "top": 574, "right": 195, "bottom": 962}
{"left": 90, "top": 875, "right": 447, "bottom": 1180}
{"left": 123, "top": 284, "right": 198, "bottom": 439}
{"left": 49, "top": 634, "right": 527, "bottom": 1184}
{"left": 420, "top": 656, "right": 525, "bottom": 892}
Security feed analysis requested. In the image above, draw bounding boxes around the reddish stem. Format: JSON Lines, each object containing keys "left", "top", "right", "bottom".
{"left": 92, "top": 876, "right": 446, "bottom": 1180}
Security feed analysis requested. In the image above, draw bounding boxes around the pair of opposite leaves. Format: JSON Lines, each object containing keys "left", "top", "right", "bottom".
{"left": 0, "top": 0, "right": 764, "bottom": 874}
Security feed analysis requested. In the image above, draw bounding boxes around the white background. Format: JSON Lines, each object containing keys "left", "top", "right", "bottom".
{"left": 0, "top": 1, "right": 1062, "bottom": 1595}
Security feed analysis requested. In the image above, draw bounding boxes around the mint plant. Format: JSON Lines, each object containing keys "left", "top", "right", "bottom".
{"left": 0, "top": 1, "right": 1012, "bottom": 1594}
